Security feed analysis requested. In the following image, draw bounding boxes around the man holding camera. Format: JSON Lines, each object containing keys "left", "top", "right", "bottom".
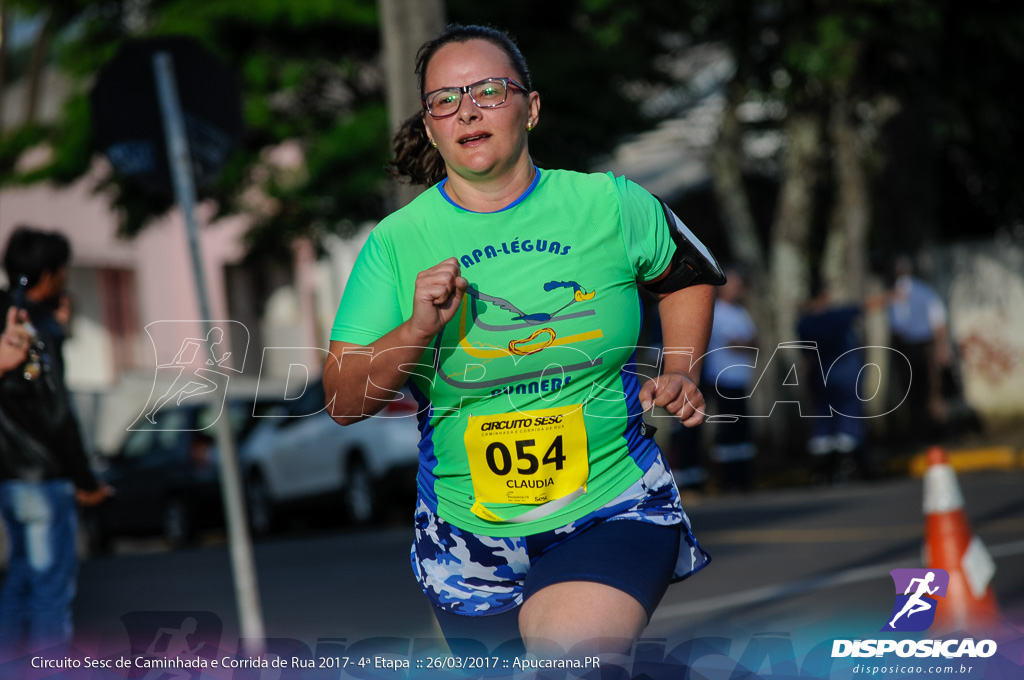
{"left": 0, "top": 226, "right": 111, "bottom": 654}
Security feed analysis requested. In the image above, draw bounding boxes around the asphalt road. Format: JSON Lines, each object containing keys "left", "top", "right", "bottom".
{"left": 649, "top": 471, "right": 1024, "bottom": 636}
{"left": 72, "top": 469, "right": 1024, "bottom": 661}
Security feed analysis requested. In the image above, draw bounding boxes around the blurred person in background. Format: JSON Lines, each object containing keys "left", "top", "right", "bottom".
{"left": 323, "top": 24, "right": 723, "bottom": 657}
{"left": 887, "top": 255, "right": 952, "bottom": 445}
{"left": 797, "top": 274, "right": 890, "bottom": 483}
{"left": 0, "top": 227, "right": 111, "bottom": 654}
{"left": 702, "top": 265, "right": 758, "bottom": 492}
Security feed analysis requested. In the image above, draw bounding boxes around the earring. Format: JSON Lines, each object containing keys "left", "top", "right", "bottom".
{"left": 526, "top": 122, "right": 534, "bottom": 131}
{"left": 430, "top": 140, "right": 437, "bottom": 148}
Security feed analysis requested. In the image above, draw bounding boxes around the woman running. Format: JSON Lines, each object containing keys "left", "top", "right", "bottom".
{"left": 324, "top": 23, "right": 723, "bottom": 657}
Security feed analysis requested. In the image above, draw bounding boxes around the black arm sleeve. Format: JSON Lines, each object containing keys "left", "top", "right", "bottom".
{"left": 642, "top": 197, "right": 727, "bottom": 295}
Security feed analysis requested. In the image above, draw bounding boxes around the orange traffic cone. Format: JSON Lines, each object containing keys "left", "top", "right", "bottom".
{"left": 922, "top": 446, "right": 1002, "bottom": 632}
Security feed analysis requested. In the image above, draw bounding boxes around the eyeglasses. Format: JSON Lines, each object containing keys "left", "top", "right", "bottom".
{"left": 421, "top": 77, "right": 527, "bottom": 119}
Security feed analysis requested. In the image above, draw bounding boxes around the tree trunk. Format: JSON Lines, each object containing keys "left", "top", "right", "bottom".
{"left": 23, "top": 9, "right": 54, "bottom": 126}
{"left": 711, "top": 80, "right": 775, "bottom": 344}
{"left": 712, "top": 83, "right": 765, "bottom": 276}
{"left": 0, "top": 0, "right": 8, "bottom": 132}
{"left": 769, "top": 111, "right": 821, "bottom": 344}
{"left": 711, "top": 80, "right": 782, "bottom": 446}
{"left": 377, "top": 0, "right": 445, "bottom": 209}
{"left": 822, "top": 89, "right": 869, "bottom": 301}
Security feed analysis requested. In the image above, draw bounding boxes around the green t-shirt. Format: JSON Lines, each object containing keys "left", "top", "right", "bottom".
{"left": 330, "top": 168, "right": 676, "bottom": 535}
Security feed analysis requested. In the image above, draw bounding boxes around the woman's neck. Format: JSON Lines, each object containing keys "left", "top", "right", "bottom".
{"left": 443, "top": 161, "right": 537, "bottom": 213}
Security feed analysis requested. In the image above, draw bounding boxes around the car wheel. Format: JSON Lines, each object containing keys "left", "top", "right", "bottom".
{"left": 343, "top": 457, "right": 376, "bottom": 525}
{"left": 163, "top": 498, "right": 193, "bottom": 549}
{"left": 246, "top": 472, "right": 276, "bottom": 537}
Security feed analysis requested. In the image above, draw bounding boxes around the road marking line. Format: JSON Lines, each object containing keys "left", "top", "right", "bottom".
{"left": 653, "top": 539, "right": 1024, "bottom": 623}
{"left": 700, "top": 526, "right": 919, "bottom": 544}
{"left": 989, "top": 539, "right": 1024, "bottom": 558}
{"left": 698, "top": 519, "right": 1024, "bottom": 545}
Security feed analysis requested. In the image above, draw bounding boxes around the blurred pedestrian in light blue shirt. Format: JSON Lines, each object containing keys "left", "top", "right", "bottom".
{"left": 887, "top": 255, "right": 952, "bottom": 444}
{"left": 703, "top": 266, "right": 758, "bottom": 491}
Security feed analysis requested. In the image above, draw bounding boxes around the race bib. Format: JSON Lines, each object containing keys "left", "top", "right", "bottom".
{"left": 464, "top": 405, "right": 589, "bottom": 522}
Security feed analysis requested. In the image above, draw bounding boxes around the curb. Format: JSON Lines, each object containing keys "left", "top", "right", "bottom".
{"left": 909, "top": 446, "right": 1021, "bottom": 478}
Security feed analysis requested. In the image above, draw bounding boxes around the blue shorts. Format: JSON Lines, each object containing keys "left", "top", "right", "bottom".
{"left": 410, "top": 453, "right": 711, "bottom": 619}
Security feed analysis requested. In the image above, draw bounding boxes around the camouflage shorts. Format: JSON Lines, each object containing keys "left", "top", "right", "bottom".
{"left": 410, "top": 453, "right": 711, "bottom": 616}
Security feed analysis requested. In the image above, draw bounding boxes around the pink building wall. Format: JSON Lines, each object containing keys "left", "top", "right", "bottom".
{"left": 0, "top": 163, "right": 258, "bottom": 451}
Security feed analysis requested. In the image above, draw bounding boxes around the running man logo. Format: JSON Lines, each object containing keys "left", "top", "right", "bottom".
{"left": 130, "top": 321, "right": 249, "bottom": 431}
{"left": 883, "top": 568, "right": 949, "bottom": 632}
{"left": 120, "top": 610, "right": 222, "bottom": 679}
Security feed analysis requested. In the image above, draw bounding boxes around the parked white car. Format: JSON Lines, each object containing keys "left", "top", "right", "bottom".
{"left": 239, "top": 380, "right": 421, "bottom": 534}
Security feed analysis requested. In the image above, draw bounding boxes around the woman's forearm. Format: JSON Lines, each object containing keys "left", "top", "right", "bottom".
{"left": 657, "top": 284, "right": 715, "bottom": 381}
{"left": 323, "top": 321, "right": 434, "bottom": 426}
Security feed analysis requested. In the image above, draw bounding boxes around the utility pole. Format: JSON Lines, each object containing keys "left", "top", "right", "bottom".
{"left": 153, "top": 52, "right": 265, "bottom": 653}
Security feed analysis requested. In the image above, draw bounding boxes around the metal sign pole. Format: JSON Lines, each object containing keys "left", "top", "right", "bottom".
{"left": 152, "top": 52, "right": 266, "bottom": 651}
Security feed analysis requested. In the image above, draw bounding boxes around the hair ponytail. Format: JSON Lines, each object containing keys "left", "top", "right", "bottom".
{"left": 385, "top": 112, "right": 447, "bottom": 187}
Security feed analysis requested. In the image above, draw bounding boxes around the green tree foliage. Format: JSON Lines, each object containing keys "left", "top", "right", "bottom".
{"left": 1, "top": 0, "right": 688, "bottom": 258}
{"left": 689, "top": 0, "right": 1024, "bottom": 256}
{"left": 447, "top": 0, "right": 684, "bottom": 172}
{"left": 1, "top": 0, "right": 385, "bottom": 259}
{"left": 2, "top": 0, "right": 1021, "bottom": 262}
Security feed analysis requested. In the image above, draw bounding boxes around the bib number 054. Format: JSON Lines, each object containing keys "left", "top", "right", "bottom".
{"left": 485, "top": 437, "right": 565, "bottom": 476}
{"left": 464, "top": 405, "right": 588, "bottom": 518}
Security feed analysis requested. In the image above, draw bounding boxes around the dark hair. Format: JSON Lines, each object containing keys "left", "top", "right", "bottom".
{"left": 414, "top": 24, "right": 531, "bottom": 98}
{"left": 385, "top": 24, "right": 532, "bottom": 187}
{"left": 385, "top": 112, "right": 445, "bottom": 187}
{"left": 3, "top": 226, "right": 72, "bottom": 289}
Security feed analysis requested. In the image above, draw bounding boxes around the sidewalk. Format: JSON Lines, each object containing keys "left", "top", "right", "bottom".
{"left": 905, "top": 422, "right": 1024, "bottom": 477}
